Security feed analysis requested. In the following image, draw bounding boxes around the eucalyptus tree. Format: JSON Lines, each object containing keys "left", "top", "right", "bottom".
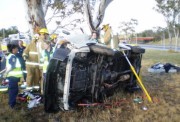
{"left": 118, "top": 19, "right": 138, "bottom": 43}
{"left": 23, "top": 0, "right": 113, "bottom": 36}
{"left": 153, "top": 26, "right": 166, "bottom": 47}
{"left": 154, "top": 0, "right": 180, "bottom": 50}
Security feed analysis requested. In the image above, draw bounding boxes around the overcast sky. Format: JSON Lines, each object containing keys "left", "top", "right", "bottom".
{"left": 0, "top": 0, "right": 166, "bottom": 33}
{"left": 102, "top": 0, "right": 166, "bottom": 33}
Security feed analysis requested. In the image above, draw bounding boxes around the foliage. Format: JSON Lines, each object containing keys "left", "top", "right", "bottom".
{"left": 44, "top": 0, "right": 112, "bottom": 33}
{"left": 136, "top": 27, "right": 170, "bottom": 41}
{"left": 154, "top": 0, "right": 180, "bottom": 47}
{"left": 46, "top": 0, "right": 85, "bottom": 31}
{"left": 154, "top": 0, "right": 180, "bottom": 26}
{"left": 118, "top": 19, "right": 138, "bottom": 40}
{"left": 0, "top": 26, "right": 19, "bottom": 38}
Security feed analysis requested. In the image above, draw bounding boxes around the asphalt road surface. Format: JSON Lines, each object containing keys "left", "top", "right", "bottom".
{"left": 138, "top": 44, "right": 180, "bottom": 52}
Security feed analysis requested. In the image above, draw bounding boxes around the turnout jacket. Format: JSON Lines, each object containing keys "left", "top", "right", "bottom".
{"left": 23, "top": 39, "right": 44, "bottom": 68}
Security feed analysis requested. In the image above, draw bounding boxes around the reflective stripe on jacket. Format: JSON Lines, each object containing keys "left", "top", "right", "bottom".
{"left": 6, "top": 53, "right": 23, "bottom": 78}
{"left": 23, "top": 39, "right": 44, "bottom": 68}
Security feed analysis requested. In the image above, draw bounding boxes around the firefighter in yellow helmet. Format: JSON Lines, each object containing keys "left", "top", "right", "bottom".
{"left": 100, "top": 24, "right": 119, "bottom": 49}
{"left": 23, "top": 28, "right": 49, "bottom": 89}
{"left": 50, "top": 33, "right": 58, "bottom": 47}
{"left": 99, "top": 24, "right": 111, "bottom": 45}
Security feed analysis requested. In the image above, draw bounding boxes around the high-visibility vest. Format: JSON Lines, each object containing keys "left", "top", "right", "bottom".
{"left": 41, "top": 48, "right": 54, "bottom": 73}
{"left": 6, "top": 53, "right": 23, "bottom": 78}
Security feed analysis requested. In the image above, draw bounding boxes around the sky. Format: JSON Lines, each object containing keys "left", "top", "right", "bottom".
{"left": 0, "top": 0, "right": 166, "bottom": 33}
{"left": 102, "top": 0, "right": 166, "bottom": 33}
{"left": 0, "top": 0, "right": 28, "bottom": 32}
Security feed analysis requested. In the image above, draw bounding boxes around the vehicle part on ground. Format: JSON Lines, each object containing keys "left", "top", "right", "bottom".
{"left": 44, "top": 36, "right": 145, "bottom": 112}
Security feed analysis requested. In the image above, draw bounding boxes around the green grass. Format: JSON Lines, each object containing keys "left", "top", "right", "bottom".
{"left": 142, "top": 49, "right": 180, "bottom": 67}
{"left": 0, "top": 50, "right": 180, "bottom": 122}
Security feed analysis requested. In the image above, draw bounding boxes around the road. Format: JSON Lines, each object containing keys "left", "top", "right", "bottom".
{"left": 138, "top": 44, "right": 180, "bottom": 52}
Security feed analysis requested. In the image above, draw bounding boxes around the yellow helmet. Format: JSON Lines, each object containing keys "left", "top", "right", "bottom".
{"left": 102, "top": 24, "right": 109, "bottom": 31}
{"left": 39, "top": 28, "right": 49, "bottom": 34}
{"left": 50, "top": 34, "right": 57, "bottom": 40}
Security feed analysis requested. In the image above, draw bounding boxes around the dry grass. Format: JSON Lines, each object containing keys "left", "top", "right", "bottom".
{"left": 0, "top": 49, "right": 180, "bottom": 122}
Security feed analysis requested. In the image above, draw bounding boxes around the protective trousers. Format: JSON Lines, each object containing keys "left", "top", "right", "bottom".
{"left": 26, "top": 66, "right": 42, "bottom": 87}
{"left": 8, "top": 77, "right": 20, "bottom": 108}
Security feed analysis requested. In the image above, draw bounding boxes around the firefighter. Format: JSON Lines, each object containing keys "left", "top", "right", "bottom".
{"left": 50, "top": 33, "right": 58, "bottom": 47}
{"left": 23, "top": 28, "right": 49, "bottom": 89}
{"left": 100, "top": 24, "right": 119, "bottom": 49}
{"left": 3, "top": 44, "right": 23, "bottom": 109}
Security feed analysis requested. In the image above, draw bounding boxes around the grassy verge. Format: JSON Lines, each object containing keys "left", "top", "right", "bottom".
{"left": 0, "top": 50, "right": 179, "bottom": 122}
{"left": 142, "top": 49, "right": 180, "bottom": 68}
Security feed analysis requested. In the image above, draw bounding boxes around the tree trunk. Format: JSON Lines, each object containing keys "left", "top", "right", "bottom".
{"left": 42, "top": 0, "right": 50, "bottom": 16}
{"left": 84, "top": 0, "right": 112, "bottom": 33}
{"left": 167, "top": 27, "right": 172, "bottom": 49}
{"left": 23, "top": 0, "right": 46, "bottom": 36}
{"left": 163, "top": 31, "right": 165, "bottom": 49}
{"left": 84, "top": 0, "right": 95, "bottom": 32}
{"left": 92, "top": 0, "right": 112, "bottom": 29}
{"left": 174, "top": 27, "right": 179, "bottom": 52}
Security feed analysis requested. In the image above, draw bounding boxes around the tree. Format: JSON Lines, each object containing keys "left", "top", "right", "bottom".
{"left": 24, "top": 0, "right": 113, "bottom": 36}
{"left": 23, "top": 0, "right": 46, "bottom": 36}
{"left": 47, "top": 0, "right": 85, "bottom": 33}
{"left": 0, "top": 26, "right": 19, "bottom": 38}
{"left": 84, "top": 0, "right": 112, "bottom": 33}
{"left": 118, "top": 19, "right": 138, "bottom": 43}
{"left": 153, "top": 26, "right": 167, "bottom": 47}
{"left": 154, "top": 0, "right": 180, "bottom": 50}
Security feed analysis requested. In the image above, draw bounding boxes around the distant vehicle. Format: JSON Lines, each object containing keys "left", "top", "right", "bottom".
{"left": 0, "top": 33, "right": 30, "bottom": 52}
{"left": 8, "top": 34, "right": 19, "bottom": 40}
{"left": 8, "top": 33, "right": 30, "bottom": 46}
{"left": 0, "top": 50, "right": 6, "bottom": 72}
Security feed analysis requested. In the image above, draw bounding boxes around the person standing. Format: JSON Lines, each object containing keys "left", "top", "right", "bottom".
{"left": 40, "top": 40, "right": 55, "bottom": 93}
{"left": 50, "top": 33, "right": 58, "bottom": 47}
{"left": 100, "top": 24, "right": 119, "bottom": 49}
{"left": 41, "top": 40, "right": 54, "bottom": 75}
{"left": 90, "top": 31, "right": 98, "bottom": 42}
{"left": 16, "top": 40, "right": 26, "bottom": 83}
{"left": 3, "top": 44, "right": 23, "bottom": 109}
{"left": 23, "top": 28, "right": 49, "bottom": 90}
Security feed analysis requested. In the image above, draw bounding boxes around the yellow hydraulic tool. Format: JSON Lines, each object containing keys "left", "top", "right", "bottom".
{"left": 122, "top": 51, "right": 153, "bottom": 103}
